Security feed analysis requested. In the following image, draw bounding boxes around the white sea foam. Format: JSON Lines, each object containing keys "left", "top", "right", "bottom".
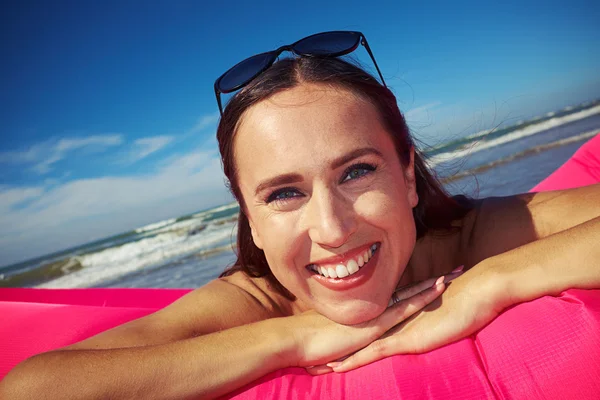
{"left": 151, "top": 218, "right": 205, "bottom": 235}
{"left": 132, "top": 202, "right": 238, "bottom": 235}
{"left": 192, "top": 202, "right": 239, "bottom": 219}
{"left": 541, "top": 129, "right": 598, "bottom": 147}
{"left": 134, "top": 218, "right": 177, "bottom": 233}
{"left": 38, "top": 221, "right": 237, "bottom": 288}
{"left": 427, "top": 105, "right": 600, "bottom": 168}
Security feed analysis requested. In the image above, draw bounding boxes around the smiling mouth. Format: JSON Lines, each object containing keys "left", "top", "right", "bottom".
{"left": 307, "top": 242, "right": 380, "bottom": 279}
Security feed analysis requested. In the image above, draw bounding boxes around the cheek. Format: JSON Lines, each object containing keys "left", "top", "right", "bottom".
{"left": 356, "top": 180, "right": 414, "bottom": 227}
{"left": 259, "top": 225, "right": 310, "bottom": 300}
{"left": 355, "top": 180, "right": 417, "bottom": 261}
{"left": 253, "top": 213, "right": 304, "bottom": 274}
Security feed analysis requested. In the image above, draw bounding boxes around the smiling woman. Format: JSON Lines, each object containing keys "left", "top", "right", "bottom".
{"left": 217, "top": 64, "right": 471, "bottom": 325}
{"left": 2, "top": 32, "right": 600, "bottom": 400}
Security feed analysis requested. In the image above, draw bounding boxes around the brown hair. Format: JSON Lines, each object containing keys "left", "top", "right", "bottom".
{"left": 218, "top": 57, "right": 472, "bottom": 296}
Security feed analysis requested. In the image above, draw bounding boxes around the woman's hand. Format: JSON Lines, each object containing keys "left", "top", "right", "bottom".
{"left": 328, "top": 264, "right": 506, "bottom": 372}
{"left": 387, "top": 266, "right": 465, "bottom": 307}
{"left": 282, "top": 278, "right": 447, "bottom": 371}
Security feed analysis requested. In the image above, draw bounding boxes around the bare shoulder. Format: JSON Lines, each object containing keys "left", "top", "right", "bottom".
{"left": 65, "top": 272, "right": 289, "bottom": 351}
{"left": 521, "top": 183, "right": 600, "bottom": 234}
{"left": 220, "top": 271, "right": 297, "bottom": 317}
{"left": 463, "top": 183, "right": 600, "bottom": 266}
{"left": 476, "top": 183, "right": 600, "bottom": 236}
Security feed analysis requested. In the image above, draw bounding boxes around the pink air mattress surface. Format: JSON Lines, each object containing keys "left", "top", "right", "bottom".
{"left": 1, "top": 134, "right": 599, "bottom": 399}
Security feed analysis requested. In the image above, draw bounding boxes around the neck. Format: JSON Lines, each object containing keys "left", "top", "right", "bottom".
{"left": 402, "top": 229, "right": 463, "bottom": 287}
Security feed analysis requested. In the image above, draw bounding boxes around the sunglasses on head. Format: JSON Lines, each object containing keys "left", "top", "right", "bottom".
{"left": 214, "top": 31, "right": 386, "bottom": 115}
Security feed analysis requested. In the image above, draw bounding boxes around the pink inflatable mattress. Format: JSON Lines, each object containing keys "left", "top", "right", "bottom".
{"left": 1, "top": 134, "right": 599, "bottom": 399}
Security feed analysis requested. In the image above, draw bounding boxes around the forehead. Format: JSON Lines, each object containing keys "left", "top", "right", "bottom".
{"left": 233, "top": 84, "right": 394, "bottom": 185}
{"left": 240, "top": 84, "right": 379, "bottom": 136}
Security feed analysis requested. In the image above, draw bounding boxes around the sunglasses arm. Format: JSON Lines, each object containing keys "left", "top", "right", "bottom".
{"left": 214, "top": 85, "right": 224, "bottom": 116}
{"left": 361, "top": 36, "right": 386, "bottom": 88}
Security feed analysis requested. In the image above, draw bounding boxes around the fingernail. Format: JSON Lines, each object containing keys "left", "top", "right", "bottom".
{"left": 433, "top": 276, "right": 444, "bottom": 288}
{"left": 452, "top": 265, "right": 464, "bottom": 273}
{"left": 326, "top": 362, "right": 342, "bottom": 369}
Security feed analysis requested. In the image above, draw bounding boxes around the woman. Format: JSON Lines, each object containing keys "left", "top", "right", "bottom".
{"left": 2, "top": 31, "right": 599, "bottom": 399}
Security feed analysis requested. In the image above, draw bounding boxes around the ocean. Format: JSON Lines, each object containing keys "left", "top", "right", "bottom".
{"left": 1, "top": 100, "right": 599, "bottom": 289}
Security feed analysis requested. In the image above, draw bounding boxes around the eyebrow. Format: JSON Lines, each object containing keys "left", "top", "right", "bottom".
{"left": 254, "top": 173, "right": 304, "bottom": 196}
{"left": 254, "top": 147, "right": 383, "bottom": 196}
{"left": 330, "top": 147, "right": 383, "bottom": 170}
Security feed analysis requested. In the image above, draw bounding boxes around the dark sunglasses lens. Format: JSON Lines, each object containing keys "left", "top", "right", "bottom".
{"left": 294, "top": 32, "right": 360, "bottom": 56}
{"left": 218, "top": 52, "right": 275, "bottom": 93}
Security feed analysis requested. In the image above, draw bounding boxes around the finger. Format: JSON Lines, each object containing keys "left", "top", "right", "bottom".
{"left": 392, "top": 266, "right": 464, "bottom": 302}
{"left": 392, "top": 277, "right": 439, "bottom": 302}
{"left": 387, "top": 275, "right": 445, "bottom": 308}
{"left": 329, "top": 335, "right": 407, "bottom": 372}
{"left": 443, "top": 265, "right": 465, "bottom": 284}
{"left": 305, "top": 365, "right": 333, "bottom": 375}
{"left": 379, "top": 280, "right": 445, "bottom": 330}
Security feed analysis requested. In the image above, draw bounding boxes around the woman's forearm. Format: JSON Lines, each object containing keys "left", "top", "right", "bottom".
{"left": 0, "top": 318, "right": 294, "bottom": 400}
{"left": 492, "top": 216, "right": 600, "bottom": 307}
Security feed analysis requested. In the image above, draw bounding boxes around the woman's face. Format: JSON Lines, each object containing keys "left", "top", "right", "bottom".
{"left": 234, "top": 83, "right": 418, "bottom": 324}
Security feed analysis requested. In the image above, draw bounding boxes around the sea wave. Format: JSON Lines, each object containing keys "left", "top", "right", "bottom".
{"left": 441, "top": 130, "right": 598, "bottom": 183}
{"left": 0, "top": 256, "right": 83, "bottom": 287}
{"left": 131, "top": 202, "right": 238, "bottom": 235}
{"left": 426, "top": 104, "right": 600, "bottom": 168}
{"left": 134, "top": 218, "right": 177, "bottom": 234}
{"left": 192, "top": 202, "right": 238, "bottom": 219}
{"left": 37, "top": 220, "right": 238, "bottom": 288}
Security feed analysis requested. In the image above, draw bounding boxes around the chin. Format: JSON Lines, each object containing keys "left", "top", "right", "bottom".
{"left": 320, "top": 301, "right": 386, "bottom": 325}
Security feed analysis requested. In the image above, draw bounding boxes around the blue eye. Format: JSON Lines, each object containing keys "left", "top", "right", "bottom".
{"left": 341, "top": 163, "right": 377, "bottom": 183}
{"left": 267, "top": 188, "right": 301, "bottom": 203}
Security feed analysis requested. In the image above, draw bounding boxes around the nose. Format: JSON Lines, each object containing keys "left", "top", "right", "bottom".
{"left": 303, "top": 186, "right": 357, "bottom": 248}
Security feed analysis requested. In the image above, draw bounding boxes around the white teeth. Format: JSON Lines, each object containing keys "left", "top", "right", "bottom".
{"left": 347, "top": 259, "right": 359, "bottom": 274}
{"left": 336, "top": 264, "right": 349, "bottom": 278}
{"left": 327, "top": 267, "right": 338, "bottom": 278}
{"left": 311, "top": 243, "right": 380, "bottom": 279}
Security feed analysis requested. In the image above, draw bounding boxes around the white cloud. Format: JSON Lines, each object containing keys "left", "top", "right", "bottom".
{"left": 0, "top": 134, "right": 124, "bottom": 175}
{"left": 32, "top": 152, "right": 64, "bottom": 174}
{"left": 189, "top": 113, "right": 220, "bottom": 134}
{"left": 0, "top": 186, "right": 45, "bottom": 213}
{"left": 125, "top": 135, "right": 174, "bottom": 163}
{"left": 54, "top": 135, "right": 123, "bottom": 152}
{"left": 404, "top": 101, "right": 442, "bottom": 120}
{"left": 0, "top": 147, "right": 39, "bottom": 164}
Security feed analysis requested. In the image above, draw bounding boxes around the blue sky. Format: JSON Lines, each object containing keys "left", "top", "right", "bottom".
{"left": 1, "top": 0, "right": 599, "bottom": 266}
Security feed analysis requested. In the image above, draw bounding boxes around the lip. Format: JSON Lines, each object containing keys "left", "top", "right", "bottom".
{"left": 307, "top": 242, "right": 377, "bottom": 268}
{"left": 308, "top": 244, "right": 380, "bottom": 291}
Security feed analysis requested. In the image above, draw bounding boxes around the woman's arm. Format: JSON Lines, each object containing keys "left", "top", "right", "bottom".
{"left": 330, "top": 217, "right": 600, "bottom": 372}
{"left": 464, "top": 182, "right": 600, "bottom": 303}
{"left": 0, "top": 273, "right": 446, "bottom": 399}
{"left": 1, "top": 318, "right": 292, "bottom": 400}
{"left": 485, "top": 215, "right": 600, "bottom": 307}
{"left": 463, "top": 183, "right": 600, "bottom": 268}
{"left": 329, "top": 184, "right": 600, "bottom": 372}
{"left": 0, "top": 278, "right": 289, "bottom": 399}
